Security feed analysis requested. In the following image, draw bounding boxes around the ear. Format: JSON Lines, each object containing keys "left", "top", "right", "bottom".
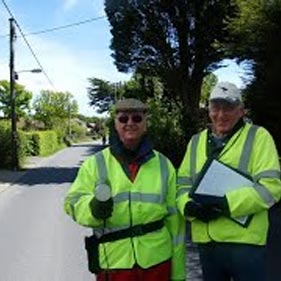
{"left": 239, "top": 106, "right": 246, "bottom": 117}
{"left": 143, "top": 122, "right": 148, "bottom": 133}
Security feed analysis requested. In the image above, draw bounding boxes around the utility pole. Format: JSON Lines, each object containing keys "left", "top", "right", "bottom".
{"left": 9, "top": 18, "right": 18, "bottom": 171}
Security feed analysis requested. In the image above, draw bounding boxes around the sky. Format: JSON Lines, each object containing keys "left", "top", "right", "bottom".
{"left": 0, "top": 0, "right": 246, "bottom": 117}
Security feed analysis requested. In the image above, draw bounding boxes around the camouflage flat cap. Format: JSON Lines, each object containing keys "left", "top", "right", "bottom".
{"left": 115, "top": 98, "right": 148, "bottom": 112}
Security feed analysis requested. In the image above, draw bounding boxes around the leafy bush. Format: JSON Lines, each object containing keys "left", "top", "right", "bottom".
{"left": 20, "top": 132, "right": 38, "bottom": 156}
{"left": 32, "top": 130, "right": 59, "bottom": 156}
{"left": 0, "top": 120, "right": 12, "bottom": 168}
{"left": 69, "top": 120, "right": 87, "bottom": 142}
{"left": 147, "top": 100, "right": 187, "bottom": 168}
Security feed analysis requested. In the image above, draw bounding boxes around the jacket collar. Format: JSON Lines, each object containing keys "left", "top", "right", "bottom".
{"left": 207, "top": 118, "right": 246, "bottom": 158}
{"left": 110, "top": 132, "right": 154, "bottom": 165}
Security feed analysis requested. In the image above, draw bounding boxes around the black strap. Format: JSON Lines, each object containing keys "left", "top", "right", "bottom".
{"left": 98, "top": 219, "right": 164, "bottom": 244}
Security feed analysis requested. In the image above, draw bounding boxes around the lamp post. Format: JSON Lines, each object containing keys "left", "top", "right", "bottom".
{"left": 14, "top": 68, "right": 42, "bottom": 80}
{"left": 9, "top": 17, "right": 42, "bottom": 170}
{"left": 9, "top": 18, "right": 18, "bottom": 171}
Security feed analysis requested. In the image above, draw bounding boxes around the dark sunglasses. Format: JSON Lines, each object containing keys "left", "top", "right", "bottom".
{"left": 117, "top": 114, "right": 143, "bottom": 124}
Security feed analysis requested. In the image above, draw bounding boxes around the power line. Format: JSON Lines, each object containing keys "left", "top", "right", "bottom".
{"left": 1, "top": 0, "right": 12, "bottom": 17}
{"left": 0, "top": 15, "right": 107, "bottom": 38}
{"left": 14, "top": 20, "right": 56, "bottom": 88}
{"left": 1, "top": 0, "right": 55, "bottom": 89}
{"left": 26, "top": 16, "right": 106, "bottom": 36}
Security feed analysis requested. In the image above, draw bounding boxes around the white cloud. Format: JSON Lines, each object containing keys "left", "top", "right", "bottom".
{"left": 62, "top": 0, "right": 105, "bottom": 15}
{"left": 0, "top": 33, "right": 130, "bottom": 117}
{"left": 62, "top": 0, "right": 78, "bottom": 11}
{"left": 213, "top": 60, "right": 247, "bottom": 89}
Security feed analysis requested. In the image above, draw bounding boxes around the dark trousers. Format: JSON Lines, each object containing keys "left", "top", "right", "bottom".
{"left": 198, "top": 242, "right": 266, "bottom": 281}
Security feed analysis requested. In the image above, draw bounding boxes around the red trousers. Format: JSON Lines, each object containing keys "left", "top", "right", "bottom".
{"left": 96, "top": 260, "right": 171, "bottom": 281}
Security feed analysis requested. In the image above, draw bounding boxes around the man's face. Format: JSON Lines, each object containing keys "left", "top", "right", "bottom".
{"left": 208, "top": 100, "right": 245, "bottom": 136}
{"left": 115, "top": 111, "right": 147, "bottom": 149}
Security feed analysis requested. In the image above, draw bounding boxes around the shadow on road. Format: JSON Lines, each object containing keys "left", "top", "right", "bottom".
{"left": 15, "top": 167, "right": 79, "bottom": 186}
{"left": 9, "top": 143, "right": 109, "bottom": 187}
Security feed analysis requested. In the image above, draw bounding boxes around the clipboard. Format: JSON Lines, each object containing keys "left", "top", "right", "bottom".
{"left": 190, "top": 159, "right": 254, "bottom": 227}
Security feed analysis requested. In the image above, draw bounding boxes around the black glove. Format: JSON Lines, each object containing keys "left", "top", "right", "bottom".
{"left": 90, "top": 197, "right": 113, "bottom": 220}
{"left": 192, "top": 194, "right": 229, "bottom": 216}
{"left": 184, "top": 200, "right": 223, "bottom": 223}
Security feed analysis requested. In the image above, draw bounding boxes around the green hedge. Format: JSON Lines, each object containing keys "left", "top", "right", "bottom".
{"left": 19, "top": 131, "right": 35, "bottom": 156}
{"left": 0, "top": 120, "right": 61, "bottom": 169}
{"left": 29, "top": 130, "right": 59, "bottom": 156}
{"left": 0, "top": 120, "right": 12, "bottom": 169}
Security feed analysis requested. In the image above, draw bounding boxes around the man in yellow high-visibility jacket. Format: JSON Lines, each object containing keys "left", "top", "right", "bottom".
{"left": 64, "top": 98, "right": 186, "bottom": 281}
{"left": 177, "top": 82, "right": 281, "bottom": 281}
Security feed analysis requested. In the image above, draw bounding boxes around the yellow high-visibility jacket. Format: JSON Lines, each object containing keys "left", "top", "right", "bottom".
{"left": 64, "top": 148, "right": 186, "bottom": 280}
{"left": 177, "top": 123, "right": 281, "bottom": 245}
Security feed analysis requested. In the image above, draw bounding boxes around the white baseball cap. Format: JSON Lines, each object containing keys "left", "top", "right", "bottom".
{"left": 209, "top": 82, "right": 242, "bottom": 104}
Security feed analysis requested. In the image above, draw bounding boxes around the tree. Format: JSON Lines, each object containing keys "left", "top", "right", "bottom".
{"left": 122, "top": 73, "right": 162, "bottom": 101}
{"left": 200, "top": 73, "right": 218, "bottom": 107}
{"left": 226, "top": 0, "right": 281, "bottom": 153}
{"left": 87, "top": 78, "right": 116, "bottom": 113}
{"left": 33, "top": 90, "right": 78, "bottom": 129}
{"left": 87, "top": 75, "right": 156, "bottom": 113}
{"left": 105, "top": 0, "right": 238, "bottom": 139}
{"left": 0, "top": 80, "right": 33, "bottom": 119}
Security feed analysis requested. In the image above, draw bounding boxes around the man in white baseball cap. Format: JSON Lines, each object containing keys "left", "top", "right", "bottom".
{"left": 177, "top": 80, "right": 281, "bottom": 281}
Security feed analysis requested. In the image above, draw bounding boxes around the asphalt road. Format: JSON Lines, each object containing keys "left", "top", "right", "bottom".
{"left": 0, "top": 143, "right": 99, "bottom": 281}
{"left": 0, "top": 143, "right": 203, "bottom": 281}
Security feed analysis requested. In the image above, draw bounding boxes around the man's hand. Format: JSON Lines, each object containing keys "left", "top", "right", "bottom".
{"left": 184, "top": 200, "right": 223, "bottom": 223}
{"left": 90, "top": 197, "right": 113, "bottom": 220}
{"left": 192, "top": 194, "right": 230, "bottom": 215}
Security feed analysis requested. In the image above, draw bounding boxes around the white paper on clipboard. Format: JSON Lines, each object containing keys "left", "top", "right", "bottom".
{"left": 194, "top": 159, "right": 254, "bottom": 225}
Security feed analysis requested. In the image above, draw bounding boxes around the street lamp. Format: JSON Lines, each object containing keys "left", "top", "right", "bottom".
{"left": 19, "top": 69, "right": 42, "bottom": 73}
{"left": 14, "top": 68, "right": 42, "bottom": 80}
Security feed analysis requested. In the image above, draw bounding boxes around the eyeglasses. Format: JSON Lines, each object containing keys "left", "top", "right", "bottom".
{"left": 209, "top": 103, "right": 238, "bottom": 113}
{"left": 117, "top": 114, "right": 143, "bottom": 124}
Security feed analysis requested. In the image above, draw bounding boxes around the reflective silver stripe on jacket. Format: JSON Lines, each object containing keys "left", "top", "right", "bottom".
{"left": 253, "top": 170, "right": 280, "bottom": 182}
{"left": 238, "top": 125, "right": 275, "bottom": 206}
{"left": 177, "top": 187, "right": 192, "bottom": 198}
{"left": 95, "top": 150, "right": 108, "bottom": 185}
{"left": 114, "top": 192, "right": 161, "bottom": 204}
{"left": 177, "top": 176, "right": 193, "bottom": 186}
{"left": 159, "top": 153, "right": 169, "bottom": 203}
{"left": 238, "top": 125, "right": 258, "bottom": 172}
{"left": 176, "top": 176, "right": 192, "bottom": 198}
{"left": 190, "top": 125, "right": 275, "bottom": 207}
{"left": 253, "top": 183, "right": 275, "bottom": 207}
{"left": 173, "top": 234, "right": 185, "bottom": 246}
{"left": 190, "top": 133, "right": 200, "bottom": 181}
